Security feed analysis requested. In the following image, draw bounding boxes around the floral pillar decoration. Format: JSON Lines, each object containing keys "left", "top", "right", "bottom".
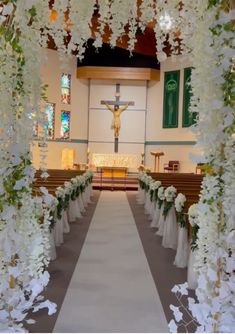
{"left": 0, "top": 2, "right": 56, "bottom": 332}
{"left": 170, "top": 0, "right": 235, "bottom": 332}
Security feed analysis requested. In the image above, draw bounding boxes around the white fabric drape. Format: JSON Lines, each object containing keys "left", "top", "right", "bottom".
{"left": 62, "top": 209, "right": 70, "bottom": 233}
{"left": 174, "top": 226, "right": 189, "bottom": 268}
{"left": 137, "top": 187, "right": 145, "bottom": 205}
{"left": 78, "top": 194, "right": 85, "bottom": 213}
{"left": 68, "top": 200, "right": 76, "bottom": 222}
{"left": 53, "top": 217, "right": 64, "bottom": 246}
{"left": 187, "top": 249, "right": 198, "bottom": 290}
{"left": 68, "top": 199, "right": 82, "bottom": 222}
{"left": 49, "top": 181, "right": 92, "bottom": 260}
{"left": 82, "top": 192, "right": 88, "bottom": 208}
{"left": 84, "top": 185, "right": 92, "bottom": 204}
{"left": 148, "top": 200, "right": 156, "bottom": 221}
{"left": 88, "top": 183, "right": 93, "bottom": 199}
{"left": 162, "top": 207, "right": 178, "bottom": 250}
{"left": 150, "top": 204, "right": 161, "bottom": 228}
{"left": 156, "top": 206, "right": 164, "bottom": 236}
{"left": 49, "top": 230, "right": 57, "bottom": 260}
{"left": 144, "top": 192, "right": 152, "bottom": 215}
{"left": 136, "top": 185, "right": 141, "bottom": 202}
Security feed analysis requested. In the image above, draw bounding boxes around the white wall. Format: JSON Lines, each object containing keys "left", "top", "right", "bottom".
{"left": 146, "top": 55, "right": 200, "bottom": 173}
{"left": 32, "top": 50, "right": 200, "bottom": 173}
{"left": 88, "top": 79, "right": 146, "bottom": 162}
{"left": 31, "top": 49, "right": 89, "bottom": 169}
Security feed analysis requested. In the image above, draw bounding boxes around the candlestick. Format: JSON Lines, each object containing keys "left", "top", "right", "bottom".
{"left": 141, "top": 152, "right": 145, "bottom": 165}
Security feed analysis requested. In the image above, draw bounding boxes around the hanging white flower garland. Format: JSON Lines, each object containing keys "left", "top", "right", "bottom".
{"left": 0, "top": 0, "right": 234, "bottom": 331}
{"left": 169, "top": 0, "right": 235, "bottom": 332}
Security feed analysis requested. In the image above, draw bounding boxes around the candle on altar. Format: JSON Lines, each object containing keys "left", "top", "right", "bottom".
{"left": 141, "top": 152, "right": 145, "bottom": 165}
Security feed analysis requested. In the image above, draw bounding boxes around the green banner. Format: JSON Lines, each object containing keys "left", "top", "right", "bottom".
{"left": 182, "top": 67, "right": 197, "bottom": 127}
{"left": 163, "top": 70, "right": 179, "bottom": 128}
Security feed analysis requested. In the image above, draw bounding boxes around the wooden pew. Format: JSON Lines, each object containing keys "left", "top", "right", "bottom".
{"left": 149, "top": 172, "right": 203, "bottom": 183}
{"left": 33, "top": 169, "right": 85, "bottom": 195}
{"left": 35, "top": 169, "right": 84, "bottom": 178}
{"left": 148, "top": 172, "right": 203, "bottom": 209}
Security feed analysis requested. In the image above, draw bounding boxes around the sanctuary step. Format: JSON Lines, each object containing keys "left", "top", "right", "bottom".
{"left": 92, "top": 172, "right": 138, "bottom": 191}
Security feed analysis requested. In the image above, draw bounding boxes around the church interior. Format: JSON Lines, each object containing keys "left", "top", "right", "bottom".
{"left": 32, "top": 45, "right": 198, "bottom": 174}
{"left": 29, "top": 25, "right": 200, "bottom": 333}
{"left": 1, "top": 0, "right": 234, "bottom": 333}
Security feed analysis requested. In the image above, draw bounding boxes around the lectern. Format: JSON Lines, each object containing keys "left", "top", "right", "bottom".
{"left": 150, "top": 151, "right": 164, "bottom": 172}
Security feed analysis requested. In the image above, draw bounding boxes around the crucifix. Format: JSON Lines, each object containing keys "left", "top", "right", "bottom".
{"left": 101, "top": 83, "right": 134, "bottom": 152}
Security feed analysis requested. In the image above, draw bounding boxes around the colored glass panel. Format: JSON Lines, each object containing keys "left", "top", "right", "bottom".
{"left": 60, "top": 110, "right": 70, "bottom": 139}
{"left": 44, "top": 102, "right": 55, "bottom": 139}
{"left": 61, "top": 73, "right": 71, "bottom": 104}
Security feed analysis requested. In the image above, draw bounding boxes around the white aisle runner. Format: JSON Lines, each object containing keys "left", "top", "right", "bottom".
{"left": 53, "top": 191, "right": 168, "bottom": 333}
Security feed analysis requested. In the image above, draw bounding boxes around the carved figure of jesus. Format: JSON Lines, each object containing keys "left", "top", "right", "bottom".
{"left": 104, "top": 102, "right": 129, "bottom": 138}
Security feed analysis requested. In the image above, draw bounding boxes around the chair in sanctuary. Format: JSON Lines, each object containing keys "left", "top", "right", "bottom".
{"left": 163, "top": 160, "right": 180, "bottom": 172}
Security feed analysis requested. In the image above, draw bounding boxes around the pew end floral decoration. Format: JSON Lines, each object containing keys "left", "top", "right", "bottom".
{"left": 163, "top": 186, "right": 177, "bottom": 220}
{"left": 174, "top": 193, "right": 187, "bottom": 228}
{"left": 188, "top": 203, "right": 200, "bottom": 252}
{"left": 149, "top": 180, "right": 162, "bottom": 202}
{"left": 157, "top": 186, "right": 165, "bottom": 210}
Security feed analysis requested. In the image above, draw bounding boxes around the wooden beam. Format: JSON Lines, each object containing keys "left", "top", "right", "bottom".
{"left": 77, "top": 66, "right": 160, "bottom": 81}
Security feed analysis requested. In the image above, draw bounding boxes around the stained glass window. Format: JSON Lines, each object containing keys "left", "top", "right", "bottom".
{"left": 60, "top": 110, "right": 70, "bottom": 139}
{"left": 44, "top": 102, "right": 55, "bottom": 139}
{"left": 61, "top": 73, "right": 71, "bottom": 104}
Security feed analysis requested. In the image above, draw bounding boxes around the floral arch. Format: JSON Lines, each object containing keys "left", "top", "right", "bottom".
{"left": 0, "top": 0, "right": 234, "bottom": 332}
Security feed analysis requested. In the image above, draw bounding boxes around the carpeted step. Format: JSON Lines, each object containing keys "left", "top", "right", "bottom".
{"left": 92, "top": 173, "right": 138, "bottom": 190}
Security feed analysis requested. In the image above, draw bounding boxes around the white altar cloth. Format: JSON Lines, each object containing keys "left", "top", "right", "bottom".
{"left": 92, "top": 153, "right": 138, "bottom": 171}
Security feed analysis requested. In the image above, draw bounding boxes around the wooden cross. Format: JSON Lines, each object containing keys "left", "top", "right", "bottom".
{"left": 101, "top": 83, "right": 135, "bottom": 108}
{"left": 101, "top": 83, "right": 134, "bottom": 152}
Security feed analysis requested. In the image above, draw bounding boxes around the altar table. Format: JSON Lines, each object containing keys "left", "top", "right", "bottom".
{"left": 98, "top": 166, "right": 128, "bottom": 177}
{"left": 97, "top": 166, "right": 128, "bottom": 190}
{"left": 92, "top": 153, "right": 138, "bottom": 172}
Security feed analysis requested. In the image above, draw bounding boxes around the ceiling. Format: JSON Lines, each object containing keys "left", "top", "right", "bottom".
{"left": 47, "top": 1, "right": 175, "bottom": 69}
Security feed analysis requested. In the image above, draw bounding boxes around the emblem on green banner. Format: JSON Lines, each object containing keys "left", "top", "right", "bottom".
{"left": 163, "top": 70, "right": 180, "bottom": 128}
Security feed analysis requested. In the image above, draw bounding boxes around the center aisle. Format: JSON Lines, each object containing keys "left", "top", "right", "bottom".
{"left": 53, "top": 191, "right": 168, "bottom": 333}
